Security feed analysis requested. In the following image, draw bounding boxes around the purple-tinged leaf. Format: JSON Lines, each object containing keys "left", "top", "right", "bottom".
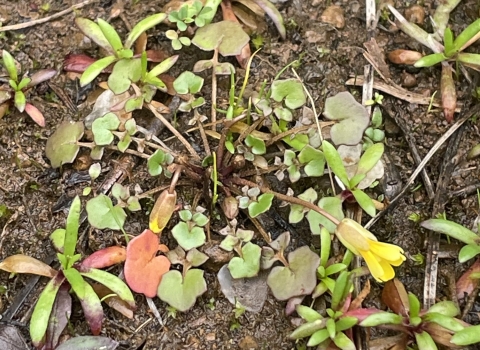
{"left": 63, "top": 268, "right": 103, "bottom": 335}
{"left": 0, "top": 254, "right": 56, "bottom": 277}
{"left": 251, "top": 0, "right": 286, "bottom": 39}
{"left": 75, "top": 18, "right": 114, "bottom": 54}
{"left": 30, "top": 273, "right": 65, "bottom": 348}
{"left": 45, "top": 283, "right": 71, "bottom": 350}
{"left": 27, "top": 69, "right": 57, "bottom": 88}
{"left": 0, "top": 325, "right": 29, "bottom": 350}
{"left": 24, "top": 103, "right": 45, "bottom": 127}
{"left": 56, "top": 336, "right": 118, "bottom": 350}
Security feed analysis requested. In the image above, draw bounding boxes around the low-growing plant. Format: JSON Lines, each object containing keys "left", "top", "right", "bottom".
{"left": 0, "top": 197, "right": 135, "bottom": 350}
{"left": 0, "top": 50, "right": 56, "bottom": 126}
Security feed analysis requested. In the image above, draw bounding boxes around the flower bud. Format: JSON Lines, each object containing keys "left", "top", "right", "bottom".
{"left": 149, "top": 189, "right": 177, "bottom": 234}
{"left": 221, "top": 196, "right": 239, "bottom": 219}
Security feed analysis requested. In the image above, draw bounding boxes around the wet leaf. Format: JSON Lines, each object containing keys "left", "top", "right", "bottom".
{"left": 80, "top": 268, "right": 135, "bottom": 309}
{"left": 228, "top": 242, "right": 261, "bottom": 278}
{"left": 124, "top": 229, "right": 171, "bottom": 298}
{"left": 267, "top": 246, "right": 320, "bottom": 300}
{"left": 45, "top": 121, "right": 84, "bottom": 168}
{"left": 63, "top": 268, "right": 103, "bottom": 335}
{"left": 30, "top": 273, "right": 64, "bottom": 347}
{"left": 45, "top": 284, "right": 71, "bottom": 350}
{"left": 56, "top": 336, "right": 118, "bottom": 350}
{"left": 81, "top": 246, "right": 126, "bottom": 269}
{"left": 192, "top": 21, "right": 250, "bottom": 56}
{"left": 271, "top": 79, "right": 306, "bottom": 109}
{"left": 24, "top": 103, "right": 45, "bottom": 127}
{"left": 75, "top": 18, "right": 114, "bottom": 54}
{"left": 323, "top": 92, "right": 369, "bottom": 146}
{"left": 157, "top": 269, "right": 207, "bottom": 312}
{"left": 0, "top": 255, "right": 56, "bottom": 277}
{"left": 86, "top": 194, "right": 126, "bottom": 230}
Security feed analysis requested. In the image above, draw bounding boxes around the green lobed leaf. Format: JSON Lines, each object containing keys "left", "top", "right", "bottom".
{"left": 172, "top": 222, "right": 206, "bottom": 251}
{"left": 228, "top": 242, "right": 261, "bottom": 278}
{"left": 307, "top": 196, "right": 344, "bottom": 234}
{"left": 91, "top": 112, "right": 120, "bottom": 146}
{"left": 248, "top": 193, "right": 274, "bottom": 218}
{"left": 192, "top": 21, "right": 250, "bottom": 56}
{"left": 108, "top": 58, "right": 142, "bottom": 94}
{"left": 271, "top": 79, "right": 306, "bottom": 109}
{"left": 86, "top": 194, "right": 126, "bottom": 230}
{"left": 173, "top": 71, "right": 204, "bottom": 94}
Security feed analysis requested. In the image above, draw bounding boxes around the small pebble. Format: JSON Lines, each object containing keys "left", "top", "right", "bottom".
{"left": 405, "top": 5, "right": 425, "bottom": 24}
{"left": 320, "top": 5, "right": 345, "bottom": 29}
{"left": 401, "top": 71, "right": 417, "bottom": 88}
{"left": 239, "top": 335, "right": 259, "bottom": 349}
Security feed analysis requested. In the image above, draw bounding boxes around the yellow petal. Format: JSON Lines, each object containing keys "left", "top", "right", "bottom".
{"left": 368, "top": 240, "right": 405, "bottom": 263}
{"left": 360, "top": 250, "right": 384, "bottom": 282}
{"left": 377, "top": 259, "right": 396, "bottom": 281}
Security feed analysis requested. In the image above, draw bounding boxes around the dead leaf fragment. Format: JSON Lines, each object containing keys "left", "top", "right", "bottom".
{"left": 0, "top": 255, "right": 56, "bottom": 278}
{"left": 320, "top": 5, "right": 345, "bottom": 29}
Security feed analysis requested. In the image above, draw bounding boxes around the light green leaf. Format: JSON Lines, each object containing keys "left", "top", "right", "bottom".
{"left": 322, "top": 140, "right": 350, "bottom": 188}
{"left": 125, "top": 13, "right": 167, "bottom": 49}
{"left": 351, "top": 189, "right": 376, "bottom": 217}
{"left": 80, "top": 56, "right": 116, "bottom": 87}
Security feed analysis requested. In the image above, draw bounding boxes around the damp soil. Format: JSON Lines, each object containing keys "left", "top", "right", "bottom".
{"left": 0, "top": 0, "right": 480, "bottom": 349}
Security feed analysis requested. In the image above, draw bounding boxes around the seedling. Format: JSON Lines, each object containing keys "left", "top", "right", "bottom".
{"left": 147, "top": 149, "right": 174, "bottom": 177}
{"left": 171, "top": 208, "right": 209, "bottom": 250}
{"left": 0, "top": 197, "right": 135, "bottom": 349}
{"left": 0, "top": 50, "right": 56, "bottom": 126}
{"left": 237, "top": 186, "right": 274, "bottom": 218}
{"left": 157, "top": 246, "right": 208, "bottom": 311}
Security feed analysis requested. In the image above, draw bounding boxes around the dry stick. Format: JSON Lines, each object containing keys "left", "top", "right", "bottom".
{"left": 230, "top": 177, "right": 340, "bottom": 226}
{"left": 365, "top": 104, "right": 480, "bottom": 230}
{"left": 424, "top": 121, "right": 467, "bottom": 308}
{"left": 388, "top": 107, "right": 435, "bottom": 199}
{"left": 0, "top": 0, "right": 98, "bottom": 31}
{"left": 147, "top": 103, "right": 201, "bottom": 160}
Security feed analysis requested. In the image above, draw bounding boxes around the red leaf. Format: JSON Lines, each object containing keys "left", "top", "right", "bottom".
{"left": 124, "top": 229, "right": 170, "bottom": 298}
{"left": 456, "top": 258, "right": 480, "bottom": 300}
{"left": 24, "top": 103, "right": 45, "bottom": 127}
{"left": 81, "top": 246, "right": 126, "bottom": 269}
{"left": 63, "top": 54, "right": 112, "bottom": 74}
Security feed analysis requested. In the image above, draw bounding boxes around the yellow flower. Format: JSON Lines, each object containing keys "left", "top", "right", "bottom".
{"left": 335, "top": 218, "right": 406, "bottom": 282}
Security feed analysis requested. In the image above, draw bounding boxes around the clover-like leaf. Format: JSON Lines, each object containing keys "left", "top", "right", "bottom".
{"left": 147, "top": 149, "right": 174, "bottom": 176}
{"left": 92, "top": 113, "right": 120, "bottom": 146}
{"left": 172, "top": 222, "right": 206, "bottom": 251}
{"left": 248, "top": 193, "right": 274, "bottom": 218}
{"left": 271, "top": 79, "right": 306, "bottom": 109}
{"left": 307, "top": 197, "right": 344, "bottom": 234}
{"left": 267, "top": 246, "right": 320, "bottom": 300}
{"left": 124, "top": 229, "right": 171, "bottom": 298}
{"left": 228, "top": 242, "right": 261, "bottom": 278}
{"left": 86, "top": 194, "right": 126, "bottom": 230}
{"left": 289, "top": 188, "right": 318, "bottom": 224}
{"left": 46, "top": 121, "right": 84, "bottom": 168}
{"left": 173, "top": 71, "right": 204, "bottom": 94}
{"left": 298, "top": 145, "right": 325, "bottom": 177}
{"left": 323, "top": 92, "right": 369, "bottom": 146}
{"left": 192, "top": 21, "right": 250, "bottom": 56}
{"left": 157, "top": 269, "right": 207, "bottom": 312}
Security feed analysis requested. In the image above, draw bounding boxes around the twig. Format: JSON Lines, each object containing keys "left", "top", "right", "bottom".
{"left": 147, "top": 103, "right": 201, "bottom": 160}
{"left": 0, "top": 0, "right": 98, "bottom": 32}
{"left": 365, "top": 104, "right": 480, "bottom": 230}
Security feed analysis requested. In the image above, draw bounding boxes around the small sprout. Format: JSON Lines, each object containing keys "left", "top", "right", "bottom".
{"left": 408, "top": 212, "right": 421, "bottom": 223}
{"left": 365, "top": 92, "right": 384, "bottom": 106}
{"left": 147, "top": 149, "right": 174, "bottom": 177}
{"left": 91, "top": 113, "right": 120, "bottom": 146}
{"left": 171, "top": 209, "right": 209, "bottom": 250}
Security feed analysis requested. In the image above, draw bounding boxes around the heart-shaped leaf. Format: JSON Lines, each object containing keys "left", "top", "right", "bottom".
{"left": 91, "top": 113, "right": 120, "bottom": 146}
{"left": 267, "top": 246, "right": 320, "bottom": 300}
{"left": 192, "top": 21, "right": 250, "bottom": 56}
{"left": 173, "top": 71, "right": 204, "bottom": 94}
{"left": 171, "top": 222, "right": 206, "bottom": 251}
{"left": 323, "top": 92, "right": 369, "bottom": 146}
{"left": 86, "top": 194, "right": 126, "bottom": 230}
{"left": 271, "top": 79, "right": 306, "bottom": 109}
{"left": 248, "top": 193, "right": 274, "bottom": 218}
{"left": 157, "top": 269, "right": 207, "bottom": 312}
{"left": 228, "top": 242, "right": 261, "bottom": 278}
{"left": 108, "top": 58, "right": 142, "bottom": 94}
{"left": 124, "top": 229, "right": 171, "bottom": 298}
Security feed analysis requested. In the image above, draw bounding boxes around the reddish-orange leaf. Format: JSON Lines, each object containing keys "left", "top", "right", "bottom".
{"left": 124, "top": 229, "right": 170, "bottom": 298}
{"left": 0, "top": 255, "right": 57, "bottom": 278}
{"left": 81, "top": 246, "right": 127, "bottom": 269}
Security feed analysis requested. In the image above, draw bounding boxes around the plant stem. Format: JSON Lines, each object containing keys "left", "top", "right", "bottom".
{"left": 211, "top": 47, "right": 219, "bottom": 130}
{"left": 230, "top": 177, "right": 341, "bottom": 226}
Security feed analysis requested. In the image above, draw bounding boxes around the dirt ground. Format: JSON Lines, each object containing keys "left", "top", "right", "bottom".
{"left": 0, "top": 0, "right": 480, "bottom": 349}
